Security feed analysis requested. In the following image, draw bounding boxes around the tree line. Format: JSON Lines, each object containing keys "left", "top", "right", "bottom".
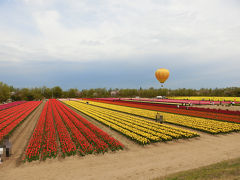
{"left": 0, "top": 81, "right": 240, "bottom": 102}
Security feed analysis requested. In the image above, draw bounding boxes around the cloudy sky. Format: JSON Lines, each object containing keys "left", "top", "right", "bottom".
{"left": 0, "top": 0, "right": 240, "bottom": 90}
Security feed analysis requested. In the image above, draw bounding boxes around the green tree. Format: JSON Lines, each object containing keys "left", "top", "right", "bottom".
{"left": 68, "top": 88, "right": 80, "bottom": 98}
{"left": 52, "top": 86, "right": 63, "bottom": 98}
{"left": 0, "top": 82, "right": 10, "bottom": 102}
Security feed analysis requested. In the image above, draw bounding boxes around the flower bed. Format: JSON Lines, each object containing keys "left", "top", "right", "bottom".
{"left": 85, "top": 99, "right": 240, "bottom": 123}
{"left": 0, "top": 101, "right": 41, "bottom": 142}
{"left": 64, "top": 100, "right": 198, "bottom": 145}
{"left": 0, "top": 101, "right": 26, "bottom": 111}
{"left": 79, "top": 100, "right": 240, "bottom": 134}
{"left": 24, "top": 99, "right": 123, "bottom": 162}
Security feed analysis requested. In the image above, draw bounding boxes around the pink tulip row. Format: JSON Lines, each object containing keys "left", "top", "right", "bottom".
{"left": 0, "top": 101, "right": 26, "bottom": 111}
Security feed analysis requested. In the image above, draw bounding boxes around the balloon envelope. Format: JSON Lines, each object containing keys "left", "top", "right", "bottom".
{"left": 155, "top": 68, "right": 170, "bottom": 83}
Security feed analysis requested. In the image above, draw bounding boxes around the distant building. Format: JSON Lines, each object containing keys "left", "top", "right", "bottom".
{"left": 156, "top": 96, "right": 166, "bottom": 99}
{"left": 110, "top": 90, "right": 119, "bottom": 97}
{"left": 10, "top": 92, "right": 16, "bottom": 96}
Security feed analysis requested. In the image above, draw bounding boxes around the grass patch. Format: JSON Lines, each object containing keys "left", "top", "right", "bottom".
{"left": 156, "top": 157, "right": 240, "bottom": 180}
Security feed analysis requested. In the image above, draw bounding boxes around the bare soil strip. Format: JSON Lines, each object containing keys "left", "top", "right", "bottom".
{"left": 193, "top": 104, "right": 240, "bottom": 111}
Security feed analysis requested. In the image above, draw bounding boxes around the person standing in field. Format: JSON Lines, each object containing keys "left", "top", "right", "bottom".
{"left": 4, "top": 137, "right": 11, "bottom": 157}
{"left": 156, "top": 112, "right": 160, "bottom": 122}
{"left": 156, "top": 112, "right": 163, "bottom": 123}
{"left": 0, "top": 144, "right": 3, "bottom": 164}
{"left": 159, "top": 115, "right": 163, "bottom": 124}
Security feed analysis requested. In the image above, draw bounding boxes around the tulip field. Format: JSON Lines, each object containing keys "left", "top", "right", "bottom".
{"left": 170, "top": 96, "right": 240, "bottom": 102}
{"left": 63, "top": 100, "right": 199, "bottom": 144}
{"left": 0, "top": 101, "right": 26, "bottom": 111}
{"left": 73, "top": 100, "right": 240, "bottom": 134}
{"left": 0, "top": 101, "right": 41, "bottom": 142}
{"left": 24, "top": 99, "right": 123, "bottom": 162}
{"left": 87, "top": 98, "right": 240, "bottom": 123}
{"left": 1, "top": 98, "right": 240, "bottom": 165}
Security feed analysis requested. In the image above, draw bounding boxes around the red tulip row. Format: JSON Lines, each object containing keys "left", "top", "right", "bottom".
{"left": 52, "top": 101, "right": 76, "bottom": 157}
{"left": 41, "top": 101, "right": 58, "bottom": 160}
{"left": 0, "top": 101, "right": 41, "bottom": 142}
{"left": 24, "top": 101, "right": 49, "bottom": 161}
{"left": 86, "top": 99, "right": 240, "bottom": 123}
{"left": 0, "top": 102, "right": 37, "bottom": 123}
{"left": 59, "top": 101, "right": 124, "bottom": 151}
{"left": 25, "top": 99, "right": 124, "bottom": 162}
{"left": 56, "top": 100, "right": 124, "bottom": 152}
{"left": 56, "top": 101, "right": 94, "bottom": 155}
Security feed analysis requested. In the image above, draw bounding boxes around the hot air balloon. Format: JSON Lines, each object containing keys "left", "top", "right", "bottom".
{"left": 155, "top": 68, "right": 169, "bottom": 87}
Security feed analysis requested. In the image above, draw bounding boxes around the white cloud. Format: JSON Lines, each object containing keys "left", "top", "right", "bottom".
{"left": 0, "top": 0, "right": 240, "bottom": 64}
{"left": 22, "top": 0, "right": 56, "bottom": 6}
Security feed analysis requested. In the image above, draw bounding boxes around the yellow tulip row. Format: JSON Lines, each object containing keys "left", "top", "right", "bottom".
{"left": 80, "top": 100, "right": 240, "bottom": 134}
{"left": 66, "top": 102, "right": 151, "bottom": 144}
{"left": 169, "top": 96, "right": 240, "bottom": 101}
{"left": 64, "top": 101, "right": 198, "bottom": 145}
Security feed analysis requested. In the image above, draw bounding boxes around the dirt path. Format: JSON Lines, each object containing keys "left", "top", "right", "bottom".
{"left": 192, "top": 104, "right": 240, "bottom": 111}
{"left": 0, "top": 101, "right": 44, "bottom": 168}
{"left": 0, "top": 131, "right": 240, "bottom": 180}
